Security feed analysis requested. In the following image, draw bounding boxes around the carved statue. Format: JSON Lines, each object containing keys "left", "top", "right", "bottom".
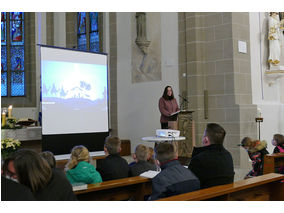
{"left": 268, "top": 12, "right": 283, "bottom": 67}
{"left": 135, "top": 12, "right": 150, "bottom": 55}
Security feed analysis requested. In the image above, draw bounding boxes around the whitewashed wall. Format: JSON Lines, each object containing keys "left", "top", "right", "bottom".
{"left": 116, "top": 12, "right": 179, "bottom": 152}
{"left": 249, "top": 12, "right": 284, "bottom": 153}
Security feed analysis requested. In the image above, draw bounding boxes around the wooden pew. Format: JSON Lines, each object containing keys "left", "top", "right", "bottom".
{"left": 74, "top": 176, "right": 152, "bottom": 201}
{"left": 263, "top": 153, "right": 284, "bottom": 174}
{"left": 158, "top": 173, "right": 284, "bottom": 201}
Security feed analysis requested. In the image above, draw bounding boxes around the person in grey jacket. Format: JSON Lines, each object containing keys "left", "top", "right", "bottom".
{"left": 148, "top": 142, "right": 200, "bottom": 201}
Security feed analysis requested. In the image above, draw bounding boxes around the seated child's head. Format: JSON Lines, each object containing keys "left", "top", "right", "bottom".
{"left": 155, "top": 142, "right": 176, "bottom": 166}
{"left": 272, "top": 134, "right": 284, "bottom": 147}
{"left": 40, "top": 151, "right": 56, "bottom": 169}
{"left": 147, "top": 147, "right": 155, "bottom": 164}
{"left": 67, "top": 145, "right": 90, "bottom": 170}
{"left": 133, "top": 144, "right": 149, "bottom": 162}
{"left": 104, "top": 136, "right": 121, "bottom": 155}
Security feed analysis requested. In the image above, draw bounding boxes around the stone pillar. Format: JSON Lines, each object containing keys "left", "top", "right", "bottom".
{"left": 179, "top": 12, "right": 257, "bottom": 169}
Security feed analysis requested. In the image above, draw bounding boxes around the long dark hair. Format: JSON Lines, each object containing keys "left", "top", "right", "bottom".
{"left": 162, "top": 86, "right": 174, "bottom": 100}
{"left": 3, "top": 149, "right": 52, "bottom": 193}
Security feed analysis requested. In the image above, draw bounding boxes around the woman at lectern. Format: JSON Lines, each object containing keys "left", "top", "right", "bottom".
{"left": 158, "top": 86, "right": 180, "bottom": 129}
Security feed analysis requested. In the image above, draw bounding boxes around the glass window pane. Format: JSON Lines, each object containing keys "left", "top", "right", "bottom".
{"left": 1, "top": 46, "right": 7, "bottom": 71}
{"left": 10, "top": 46, "right": 24, "bottom": 71}
{"left": 90, "top": 32, "right": 99, "bottom": 52}
{"left": 10, "top": 20, "right": 24, "bottom": 45}
{"left": 90, "top": 12, "right": 98, "bottom": 32}
{"left": 1, "top": 13, "right": 6, "bottom": 45}
{"left": 10, "top": 12, "right": 23, "bottom": 20}
{"left": 1, "top": 71, "right": 8, "bottom": 96}
{"left": 11, "top": 71, "right": 25, "bottom": 96}
{"left": 78, "top": 34, "right": 87, "bottom": 51}
{"left": 77, "top": 12, "right": 86, "bottom": 34}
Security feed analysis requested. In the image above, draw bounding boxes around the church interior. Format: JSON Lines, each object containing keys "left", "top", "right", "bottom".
{"left": 1, "top": 6, "right": 284, "bottom": 205}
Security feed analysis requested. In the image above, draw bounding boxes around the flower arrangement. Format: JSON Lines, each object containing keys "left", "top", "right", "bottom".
{"left": 1, "top": 138, "right": 21, "bottom": 159}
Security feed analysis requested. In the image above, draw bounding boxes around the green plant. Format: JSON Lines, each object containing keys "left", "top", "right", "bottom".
{"left": 1, "top": 138, "right": 21, "bottom": 159}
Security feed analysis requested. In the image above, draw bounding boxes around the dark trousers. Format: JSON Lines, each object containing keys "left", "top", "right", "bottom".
{"left": 161, "top": 122, "right": 168, "bottom": 129}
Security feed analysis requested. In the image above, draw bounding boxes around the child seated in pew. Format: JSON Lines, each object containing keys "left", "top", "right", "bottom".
{"left": 129, "top": 144, "right": 156, "bottom": 177}
{"left": 65, "top": 145, "right": 102, "bottom": 184}
{"left": 272, "top": 134, "right": 284, "bottom": 154}
{"left": 239, "top": 137, "right": 269, "bottom": 179}
{"left": 271, "top": 134, "right": 284, "bottom": 174}
{"left": 40, "top": 151, "right": 56, "bottom": 169}
{"left": 148, "top": 142, "right": 200, "bottom": 200}
{"left": 96, "top": 136, "right": 129, "bottom": 181}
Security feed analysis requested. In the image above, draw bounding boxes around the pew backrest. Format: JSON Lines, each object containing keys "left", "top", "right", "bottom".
{"left": 263, "top": 153, "right": 284, "bottom": 174}
{"left": 158, "top": 173, "right": 284, "bottom": 201}
{"left": 74, "top": 176, "right": 152, "bottom": 201}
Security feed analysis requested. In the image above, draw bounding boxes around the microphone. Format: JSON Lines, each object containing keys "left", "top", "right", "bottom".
{"left": 179, "top": 94, "right": 189, "bottom": 103}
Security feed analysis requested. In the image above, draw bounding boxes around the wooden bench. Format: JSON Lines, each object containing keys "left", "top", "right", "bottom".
{"left": 158, "top": 173, "right": 284, "bottom": 201}
{"left": 263, "top": 153, "right": 284, "bottom": 174}
{"left": 74, "top": 176, "right": 152, "bottom": 201}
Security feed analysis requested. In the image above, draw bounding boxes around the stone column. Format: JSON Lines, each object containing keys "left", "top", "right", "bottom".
{"left": 179, "top": 12, "right": 257, "bottom": 170}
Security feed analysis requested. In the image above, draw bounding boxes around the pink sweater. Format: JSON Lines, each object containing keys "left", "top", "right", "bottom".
{"left": 158, "top": 97, "right": 179, "bottom": 123}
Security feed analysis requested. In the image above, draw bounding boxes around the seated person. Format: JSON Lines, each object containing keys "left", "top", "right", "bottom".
{"left": 271, "top": 134, "right": 284, "bottom": 174}
{"left": 2, "top": 172, "right": 35, "bottom": 201}
{"left": 188, "top": 123, "right": 235, "bottom": 189}
{"left": 148, "top": 142, "right": 200, "bottom": 201}
{"left": 2, "top": 149, "right": 76, "bottom": 201}
{"left": 40, "top": 151, "right": 56, "bottom": 169}
{"left": 65, "top": 145, "right": 102, "bottom": 184}
{"left": 129, "top": 144, "right": 156, "bottom": 177}
{"left": 272, "top": 134, "right": 284, "bottom": 153}
{"left": 97, "top": 136, "right": 129, "bottom": 181}
{"left": 240, "top": 137, "right": 269, "bottom": 178}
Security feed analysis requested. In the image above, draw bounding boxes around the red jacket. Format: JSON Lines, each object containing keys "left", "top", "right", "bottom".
{"left": 158, "top": 97, "right": 179, "bottom": 123}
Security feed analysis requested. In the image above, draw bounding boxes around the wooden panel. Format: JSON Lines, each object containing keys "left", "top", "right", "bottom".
{"left": 120, "top": 140, "right": 131, "bottom": 156}
{"left": 75, "top": 176, "right": 152, "bottom": 201}
{"left": 158, "top": 173, "right": 284, "bottom": 201}
{"left": 177, "top": 110, "right": 194, "bottom": 158}
{"left": 227, "top": 185, "right": 270, "bottom": 201}
{"left": 264, "top": 153, "right": 284, "bottom": 174}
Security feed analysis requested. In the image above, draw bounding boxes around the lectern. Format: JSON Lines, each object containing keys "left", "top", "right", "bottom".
{"left": 176, "top": 110, "right": 195, "bottom": 158}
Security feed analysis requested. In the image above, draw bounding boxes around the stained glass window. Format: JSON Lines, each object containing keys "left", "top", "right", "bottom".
{"left": 77, "top": 12, "right": 99, "bottom": 52}
{"left": 77, "top": 12, "right": 87, "bottom": 51}
{"left": 1, "top": 12, "right": 25, "bottom": 97}
{"left": 90, "top": 12, "right": 99, "bottom": 52}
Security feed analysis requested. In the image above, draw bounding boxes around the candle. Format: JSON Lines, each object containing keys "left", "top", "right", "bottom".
{"left": 257, "top": 108, "right": 262, "bottom": 118}
{"left": 8, "top": 105, "right": 12, "bottom": 118}
{"left": 2, "top": 112, "right": 6, "bottom": 127}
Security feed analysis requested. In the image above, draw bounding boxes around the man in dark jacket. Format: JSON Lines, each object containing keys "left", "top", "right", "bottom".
{"left": 188, "top": 123, "right": 235, "bottom": 189}
{"left": 97, "top": 136, "right": 129, "bottom": 181}
{"left": 148, "top": 142, "right": 200, "bottom": 200}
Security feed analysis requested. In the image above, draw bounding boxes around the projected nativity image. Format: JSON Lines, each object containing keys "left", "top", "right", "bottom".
{"left": 41, "top": 47, "right": 108, "bottom": 135}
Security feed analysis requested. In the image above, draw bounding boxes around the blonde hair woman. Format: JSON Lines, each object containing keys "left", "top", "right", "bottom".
{"left": 65, "top": 145, "right": 102, "bottom": 184}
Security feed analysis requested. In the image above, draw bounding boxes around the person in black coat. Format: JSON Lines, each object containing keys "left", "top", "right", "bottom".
{"left": 97, "top": 136, "right": 129, "bottom": 181}
{"left": 129, "top": 144, "right": 156, "bottom": 177}
{"left": 1, "top": 176, "right": 36, "bottom": 201}
{"left": 148, "top": 142, "right": 200, "bottom": 200}
{"left": 188, "top": 123, "right": 235, "bottom": 189}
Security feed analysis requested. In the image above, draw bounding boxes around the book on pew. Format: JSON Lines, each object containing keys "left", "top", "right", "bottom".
{"left": 72, "top": 182, "right": 88, "bottom": 191}
{"left": 140, "top": 170, "right": 160, "bottom": 178}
